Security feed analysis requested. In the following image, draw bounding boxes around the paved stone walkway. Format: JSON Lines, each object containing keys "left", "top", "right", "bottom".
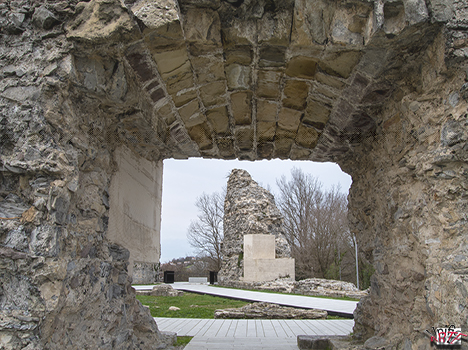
{"left": 155, "top": 318, "right": 354, "bottom": 350}
{"left": 134, "top": 283, "right": 358, "bottom": 349}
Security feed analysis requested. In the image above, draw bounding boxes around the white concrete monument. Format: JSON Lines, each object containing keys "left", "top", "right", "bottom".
{"left": 243, "top": 234, "right": 295, "bottom": 282}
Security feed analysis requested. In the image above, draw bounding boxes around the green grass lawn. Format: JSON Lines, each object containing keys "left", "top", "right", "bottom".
{"left": 175, "top": 336, "right": 193, "bottom": 347}
{"left": 137, "top": 291, "right": 350, "bottom": 319}
{"left": 137, "top": 292, "right": 249, "bottom": 318}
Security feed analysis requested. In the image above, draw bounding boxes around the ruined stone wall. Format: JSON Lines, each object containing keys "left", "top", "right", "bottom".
{"left": 341, "top": 36, "right": 468, "bottom": 347}
{"left": 0, "top": 2, "right": 166, "bottom": 349}
{"left": 218, "top": 169, "right": 292, "bottom": 283}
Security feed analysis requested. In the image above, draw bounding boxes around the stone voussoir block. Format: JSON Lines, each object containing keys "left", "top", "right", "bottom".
{"left": 234, "top": 127, "right": 254, "bottom": 151}
{"left": 256, "top": 99, "right": 278, "bottom": 122}
{"left": 296, "top": 123, "right": 319, "bottom": 149}
{"left": 206, "top": 106, "right": 230, "bottom": 135}
{"left": 188, "top": 122, "right": 213, "bottom": 150}
{"left": 285, "top": 56, "right": 318, "bottom": 79}
{"left": 283, "top": 79, "right": 309, "bottom": 110}
{"left": 179, "top": 99, "right": 204, "bottom": 128}
{"left": 216, "top": 137, "right": 235, "bottom": 158}
{"left": 226, "top": 64, "right": 251, "bottom": 90}
{"left": 318, "top": 50, "right": 362, "bottom": 79}
{"left": 257, "top": 70, "right": 282, "bottom": 99}
{"left": 231, "top": 90, "right": 252, "bottom": 125}
{"left": 182, "top": 7, "right": 222, "bottom": 55}
{"left": 192, "top": 56, "right": 226, "bottom": 84}
{"left": 257, "top": 121, "right": 276, "bottom": 142}
{"left": 259, "top": 45, "right": 287, "bottom": 67}
{"left": 303, "top": 100, "right": 331, "bottom": 130}
{"left": 200, "top": 81, "right": 227, "bottom": 107}
{"left": 278, "top": 107, "right": 303, "bottom": 132}
{"left": 224, "top": 45, "right": 253, "bottom": 65}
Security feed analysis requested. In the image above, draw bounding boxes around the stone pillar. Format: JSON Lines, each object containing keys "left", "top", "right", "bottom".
{"left": 108, "top": 146, "right": 163, "bottom": 284}
{"left": 218, "top": 169, "right": 292, "bottom": 284}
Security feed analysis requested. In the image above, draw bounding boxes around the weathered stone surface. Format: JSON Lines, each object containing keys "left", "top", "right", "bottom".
{"left": 291, "top": 0, "right": 333, "bottom": 46}
{"left": 1, "top": 0, "right": 468, "bottom": 348}
{"left": 231, "top": 91, "right": 252, "bottom": 125}
{"left": 136, "top": 284, "right": 184, "bottom": 297}
{"left": 295, "top": 278, "right": 368, "bottom": 299}
{"left": 218, "top": 169, "right": 291, "bottom": 283}
{"left": 296, "top": 124, "right": 319, "bottom": 149}
{"left": 188, "top": 123, "right": 213, "bottom": 150}
{"left": 32, "top": 6, "right": 59, "bottom": 30}
{"left": 319, "top": 51, "right": 362, "bottom": 79}
{"left": 224, "top": 46, "right": 253, "bottom": 65}
{"left": 259, "top": 45, "right": 287, "bottom": 67}
{"left": 182, "top": 8, "right": 222, "bottom": 54}
{"left": 206, "top": 106, "right": 229, "bottom": 134}
{"left": 179, "top": 99, "right": 204, "bottom": 127}
{"left": 256, "top": 99, "right": 278, "bottom": 122}
{"left": 278, "top": 107, "right": 302, "bottom": 132}
{"left": 219, "top": 277, "right": 368, "bottom": 299}
{"left": 192, "top": 56, "right": 225, "bottom": 84}
{"left": 130, "top": 0, "right": 179, "bottom": 33}
{"left": 363, "top": 336, "right": 389, "bottom": 349}
{"left": 226, "top": 64, "right": 251, "bottom": 90}
{"left": 214, "top": 302, "right": 327, "bottom": 319}
{"left": 234, "top": 127, "right": 253, "bottom": 151}
{"left": 257, "top": 121, "right": 276, "bottom": 142}
{"left": 216, "top": 137, "right": 235, "bottom": 158}
{"left": 285, "top": 56, "right": 317, "bottom": 79}
{"left": 274, "top": 132, "right": 295, "bottom": 158}
{"left": 66, "top": 0, "right": 140, "bottom": 43}
{"left": 257, "top": 70, "right": 282, "bottom": 99}
{"left": 133, "top": 261, "right": 158, "bottom": 285}
{"left": 303, "top": 101, "right": 331, "bottom": 130}
{"left": 283, "top": 80, "right": 309, "bottom": 110}
{"left": 200, "top": 81, "right": 227, "bottom": 107}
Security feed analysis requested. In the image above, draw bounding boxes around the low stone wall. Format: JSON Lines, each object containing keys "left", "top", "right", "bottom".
{"left": 220, "top": 278, "right": 368, "bottom": 300}
{"left": 214, "top": 302, "right": 327, "bottom": 319}
{"left": 135, "top": 284, "right": 183, "bottom": 297}
{"left": 295, "top": 279, "right": 368, "bottom": 299}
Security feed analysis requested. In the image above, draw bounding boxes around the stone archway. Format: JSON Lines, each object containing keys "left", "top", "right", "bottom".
{"left": 0, "top": 0, "right": 467, "bottom": 349}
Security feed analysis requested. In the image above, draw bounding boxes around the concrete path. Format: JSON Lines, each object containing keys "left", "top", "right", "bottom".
{"left": 155, "top": 317, "right": 354, "bottom": 350}
{"left": 134, "top": 283, "right": 358, "bottom": 349}
{"left": 134, "top": 283, "right": 358, "bottom": 317}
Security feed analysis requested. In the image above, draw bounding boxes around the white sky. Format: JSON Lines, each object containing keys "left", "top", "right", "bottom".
{"left": 160, "top": 158, "right": 353, "bottom": 262}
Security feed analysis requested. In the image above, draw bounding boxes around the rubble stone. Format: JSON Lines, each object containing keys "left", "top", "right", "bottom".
{"left": 220, "top": 277, "right": 368, "bottom": 300}
{"left": 136, "top": 284, "right": 184, "bottom": 297}
{"left": 215, "top": 302, "right": 327, "bottom": 319}
{"left": 218, "top": 169, "right": 292, "bottom": 283}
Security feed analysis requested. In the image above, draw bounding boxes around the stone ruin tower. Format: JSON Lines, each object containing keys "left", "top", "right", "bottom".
{"left": 218, "top": 169, "right": 293, "bottom": 284}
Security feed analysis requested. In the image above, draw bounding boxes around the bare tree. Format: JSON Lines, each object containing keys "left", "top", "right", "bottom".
{"left": 186, "top": 191, "right": 224, "bottom": 271}
{"left": 276, "top": 168, "right": 352, "bottom": 281}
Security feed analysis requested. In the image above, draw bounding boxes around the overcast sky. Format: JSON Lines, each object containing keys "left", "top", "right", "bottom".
{"left": 160, "top": 158, "right": 353, "bottom": 262}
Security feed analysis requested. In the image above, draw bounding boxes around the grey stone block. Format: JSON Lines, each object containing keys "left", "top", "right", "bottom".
{"left": 297, "top": 335, "right": 333, "bottom": 350}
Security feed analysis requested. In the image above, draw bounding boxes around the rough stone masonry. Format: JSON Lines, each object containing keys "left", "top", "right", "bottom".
{"left": 0, "top": 0, "right": 467, "bottom": 349}
{"left": 218, "top": 168, "right": 292, "bottom": 283}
